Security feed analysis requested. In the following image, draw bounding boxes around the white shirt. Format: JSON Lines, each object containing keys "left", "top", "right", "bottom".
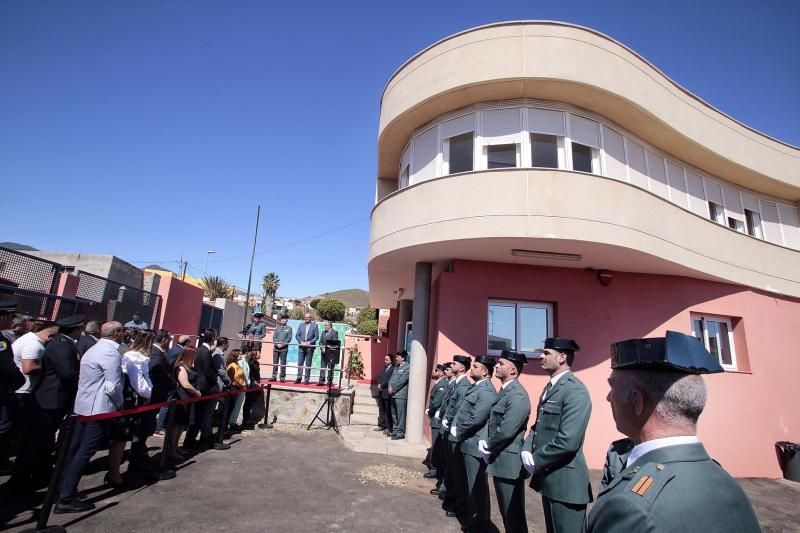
{"left": 12, "top": 331, "right": 46, "bottom": 393}
{"left": 626, "top": 436, "right": 700, "bottom": 467}
{"left": 73, "top": 338, "right": 123, "bottom": 416}
{"left": 501, "top": 378, "right": 517, "bottom": 390}
{"left": 542, "top": 369, "right": 569, "bottom": 399}
{"left": 454, "top": 373, "right": 468, "bottom": 384}
{"left": 122, "top": 350, "right": 153, "bottom": 400}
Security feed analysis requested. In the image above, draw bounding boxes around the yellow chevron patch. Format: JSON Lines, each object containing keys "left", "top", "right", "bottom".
{"left": 631, "top": 475, "right": 654, "bottom": 496}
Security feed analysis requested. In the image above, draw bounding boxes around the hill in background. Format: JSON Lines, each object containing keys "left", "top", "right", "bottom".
{"left": 311, "top": 288, "right": 369, "bottom": 308}
{"left": 0, "top": 242, "right": 38, "bottom": 251}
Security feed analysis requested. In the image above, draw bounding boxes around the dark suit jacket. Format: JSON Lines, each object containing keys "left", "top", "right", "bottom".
{"left": 194, "top": 344, "right": 215, "bottom": 394}
{"left": 378, "top": 364, "right": 394, "bottom": 399}
{"left": 0, "top": 338, "right": 24, "bottom": 395}
{"left": 76, "top": 334, "right": 97, "bottom": 358}
{"left": 149, "top": 345, "right": 176, "bottom": 404}
{"left": 34, "top": 333, "right": 79, "bottom": 411}
{"left": 320, "top": 329, "right": 340, "bottom": 364}
{"left": 295, "top": 322, "right": 319, "bottom": 345}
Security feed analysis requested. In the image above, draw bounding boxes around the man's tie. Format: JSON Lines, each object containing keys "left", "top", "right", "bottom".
{"left": 541, "top": 381, "right": 552, "bottom": 401}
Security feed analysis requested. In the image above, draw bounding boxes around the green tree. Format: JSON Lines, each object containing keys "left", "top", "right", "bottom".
{"left": 200, "top": 275, "right": 235, "bottom": 299}
{"left": 356, "top": 306, "right": 377, "bottom": 324}
{"left": 309, "top": 298, "right": 321, "bottom": 310}
{"left": 261, "top": 272, "right": 280, "bottom": 312}
{"left": 289, "top": 307, "right": 305, "bottom": 320}
{"left": 316, "top": 298, "right": 346, "bottom": 322}
{"left": 357, "top": 319, "right": 378, "bottom": 336}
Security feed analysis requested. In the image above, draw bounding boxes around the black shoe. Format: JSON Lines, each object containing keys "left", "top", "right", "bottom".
{"left": 213, "top": 442, "right": 231, "bottom": 450}
{"left": 54, "top": 499, "right": 96, "bottom": 513}
{"left": 279, "top": 378, "right": 285, "bottom": 383}
{"left": 294, "top": 378, "right": 302, "bottom": 384}
{"left": 391, "top": 434, "right": 405, "bottom": 440}
{"left": 423, "top": 471, "right": 437, "bottom": 479}
{"left": 158, "top": 468, "right": 177, "bottom": 480}
{"left": 303, "top": 380, "right": 309, "bottom": 385}
{"left": 430, "top": 488, "right": 444, "bottom": 495}
{"left": 268, "top": 377, "right": 278, "bottom": 382}
{"left": 316, "top": 382, "right": 325, "bottom": 386}
{"left": 104, "top": 472, "right": 125, "bottom": 488}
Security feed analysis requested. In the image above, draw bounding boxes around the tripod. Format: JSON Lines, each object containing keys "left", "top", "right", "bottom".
{"left": 307, "top": 361, "right": 340, "bottom": 433}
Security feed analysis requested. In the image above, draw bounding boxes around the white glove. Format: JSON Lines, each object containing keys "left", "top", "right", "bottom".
{"left": 449, "top": 424, "right": 457, "bottom": 437}
{"left": 520, "top": 450, "right": 535, "bottom": 473}
{"left": 434, "top": 410, "right": 440, "bottom": 419}
{"left": 441, "top": 418, "right": 449, "bottom": 429}
{"left": 478, "top": 440, "right": 491, "bottom": 463}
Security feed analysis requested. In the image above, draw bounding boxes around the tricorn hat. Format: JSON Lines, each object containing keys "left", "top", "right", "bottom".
{"left": 540, "top": 338, "right": 580, "bottom": 352}
{"left": 435, "top": 363, "right": 447, "bottom": 372}
{"left": 56, "top": 315, "right": 86, "bottom": 329}
{"left": 474, "top": 355, "right": 497, "bottom": 370}
{"left": 500, "top": 349, "right": 528, "bottom": 365}
{"left": 453, "top": 354, "right": 471, "bottom": 366}
{"left": 611, "top": 331, "right": 723, "bottom": 374}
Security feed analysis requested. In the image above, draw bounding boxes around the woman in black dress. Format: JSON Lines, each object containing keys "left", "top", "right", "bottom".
{"left": 168, "top": 347, "right": 201, "bottom": 460}
{"left": 242, "top": 350, "right": 264, "bottom": 429}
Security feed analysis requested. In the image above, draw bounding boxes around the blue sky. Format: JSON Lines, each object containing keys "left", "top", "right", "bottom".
{"left": 2, "top": 1, "right": 797, "bottom": 297}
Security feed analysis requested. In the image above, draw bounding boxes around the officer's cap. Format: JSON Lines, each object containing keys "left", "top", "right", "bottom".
{"left": 253, "top": 313, "right": 264, "bottom": 318}
{"left": 499, "top": 349, "right": 528, "bottom": 365}
{"left": 56, "top": 315, "right": 86, "bottom": 329}
{"left": 442, "top": 362, "right": 453, "bottom": 369}
{"left": 280, "top": 314, "right": 289, "bottom": 319}
{"left": 474, "top": 355, "right": 497, "bottom": 370}
{"left": 452, "top": 354, "right": 471, "bottom": 366}
{"left": 435, "top": 363, "right": 447, "bottom": 372}
{"left": 611, "top": 331, "right": 723, "bottom": 374}
{"left": 538, "top": 338, "right": 580, "bottom": 353}
{"left": 0, "top": 300, "right": 19, "bottom": 312}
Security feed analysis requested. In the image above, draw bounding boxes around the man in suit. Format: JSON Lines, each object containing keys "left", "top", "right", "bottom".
{"left": 451, "top": 355, "right": 497, "bottom": 531}
{"left": 376, "top": 354, "right": 394, "bottom": 434}
{"left": 185, "top": 329, "right": 230, "bottom": 450}
{"left": 584, "top": 331, "right": 760, "bottom": 532}
{"left": 294, "top": 313, "right": 319, "bottom": 384}
{"left": 440, "top": 354, "right": 472, "bottom": 517}
{"left": 478, "top": 349, "right": 531, "bottom": 533}
{"left": 12, "top": 315, "right": 84, "bottom": 492}
{"left": 270, "top": 314, "right": 292, "bottom": 382}
{"left": 76, "top": 321, "right": 99, "bottom": 358}
{"left": 521, "top": 338, "right": 592, "bottom": 533}
{"left": 424, "top": 363, "right": 448, "bottom": 477}
{"left": 388, "top": 350, "right": 410, "bottom": 439}
{"left": 317, "top": 321, "right": 339, "bottom": 386}
{"left": 55, "top": 321, "right": 124, "bottom": 513}
{"left": 0, "top": 301, "right": 25, "bottom": 475}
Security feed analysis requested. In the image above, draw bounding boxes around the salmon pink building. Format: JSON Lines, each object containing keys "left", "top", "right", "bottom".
{"left": 368, "top": 21, "right": 800, "bottom": 477}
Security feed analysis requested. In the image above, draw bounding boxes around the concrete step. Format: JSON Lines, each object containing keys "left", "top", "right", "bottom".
{"left": 352, "top": 402, "right": 379, "bottom": 415}
{"left": 349, "top": 412, "right": 379, "bottom": 425}
{"left": 340, "top": 425, "right": 428, "bottom": 459}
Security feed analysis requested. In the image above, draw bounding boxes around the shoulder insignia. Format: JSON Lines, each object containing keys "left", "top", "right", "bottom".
{"left": 631, "top": 475, "right": 655, "bottom": 496}
{"left": 656, "top": 464, "right": 665, "bottom": 470}
{"left": 60, "top": 337, "right": 69, "bottom": 343}
{"left": 0, "top": 340, "right": 6, "bottom": 351}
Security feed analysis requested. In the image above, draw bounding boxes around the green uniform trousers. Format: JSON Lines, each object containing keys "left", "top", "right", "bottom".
{"left": 391, "top": 398, "right": 407, "bottom": 436}
{"left": 542, "top": 496, "right": 586, "bottom": 533}
{"left": 493, "top": 477, "right": 527, "bottom": 533}
{"left": 463, "top": 453, "right": 490, "bottom": 528}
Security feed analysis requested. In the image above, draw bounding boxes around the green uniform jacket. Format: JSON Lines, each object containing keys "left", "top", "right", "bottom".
{"left": 522, "top": 371, "right": 593, "bottom": 505}
{"left": 451, "top": 379, "right": 497, "bottom": 456}
{"left": 486, "top": 379, "right": 531, "bottom": 480}
{"left": 584, "top": 443, "right": 761, "bottom": 533}
{"left": 437, "top": 379, "right": 457, "bottom": 436}
{"left": 388, "top": 361, "right": 410, "bottom": 399}
{"left": 272, "top": 324, "right": 293, "bottom": 346}
{"left": 427, "top": 377, "right": 448, "bottom": 431}
{"left": 599, "top": 438, "right": 634, "bottom": 491}
{"left": 444, "top": 375, "right": 472, "bottom": 438}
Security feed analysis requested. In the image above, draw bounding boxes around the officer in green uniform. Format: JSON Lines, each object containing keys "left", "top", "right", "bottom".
{"left": 388, "top": 350, "right": 410, "bottom": 439}
{"left": 424, "top": 363, "right": 449, "bottom": 479}
{"left": 431, "top": 363, "right": 455, "bottom": 497}
{"left": 441, "top": 354, "right": 472, "bottom": 516}
{"left": 521, "top": 338, "right": 592, "bottom": 533}
{"left": 451, "top": 355, "right": 497, "bottom": 531}
{"left": 479, "top": 349, "right": 531, "bottom": 533}
{"left": 269, "top": 314, "right": 293, "bottom": 382}
{"left": 599, "top": 438, "right": 634, "bottom": 491}
{"left": 584, "top": 331, "right": 761, "bottom": 532}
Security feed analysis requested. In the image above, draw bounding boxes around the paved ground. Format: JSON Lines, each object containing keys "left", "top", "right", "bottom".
{"left": 2, "top": 427, "right": 799, "bottom": 532}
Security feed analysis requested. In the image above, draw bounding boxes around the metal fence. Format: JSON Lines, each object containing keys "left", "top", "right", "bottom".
{"left": 74, "top": 271, "right": 161, "bottom": 328}
{"left": 0, "top": 284, "right": 104, "bottom": 323}
{"left": 0, "top": 246, "right": 60, "bottom": 294}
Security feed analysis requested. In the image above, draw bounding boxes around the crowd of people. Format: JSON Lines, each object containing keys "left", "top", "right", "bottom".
{"left": 393, "top": 333, "right": 762, "bottom": 533}
{"left": 0, "top": 301, "right": 266, "bottom": 514}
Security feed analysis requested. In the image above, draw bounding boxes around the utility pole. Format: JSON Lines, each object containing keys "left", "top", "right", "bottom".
{"left": 180, "top": 256, "right": 187, "bottom": 280}
{"left": 242, "top": 205, "right": 261, "bottom": 333}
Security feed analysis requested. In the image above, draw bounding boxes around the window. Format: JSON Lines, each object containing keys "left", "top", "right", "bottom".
{"left": 745, "top": 209, "right": 763, "bottom": 239}
{"left": 487, "top": 144, "right": 517, "bottom": 169}
{"left": 727, "top": 217, "right": 744, "bottom": 233}
{"left": 446, "top": 132, "right": 474, "bottom": 174}
{"left": 691, "top": 315, "right": 737, "bottom": 370}
{"left": 531, "top": 133, "right": 559, "bottom": 168}
{"left": 487, "top": 300, "right": 553, "bottom": 355}
{"left": 399, "top": 166, "right": 409, "bottom": 189}
{"left": 571, "top": 142, "right": 593, "bottom": 173}
{"left": 708, "top": 202, "right": 725, "bottom": 224}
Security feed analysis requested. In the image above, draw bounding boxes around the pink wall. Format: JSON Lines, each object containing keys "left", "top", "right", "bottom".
{"left": 427, "top": 259, "right": 800, "bottom": 478}
{"left": 344, "top": 334, "right": 389, "bottom": 383}
{"left": 156, "top": 276, "right": 204, "bottom": 339}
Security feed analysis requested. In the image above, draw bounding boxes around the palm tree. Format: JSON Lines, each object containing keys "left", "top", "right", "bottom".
{"left": 261, "top": 272, "right": 280, "bottom": 313}
{"left": 201, "top": 275, "right": 234, "bottom": 299}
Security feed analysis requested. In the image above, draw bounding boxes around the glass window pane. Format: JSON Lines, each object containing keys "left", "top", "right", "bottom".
{"left": 692, "top": 318, "right": 704, "bottom": 341}
{"left": 531, "top": 134, "right": 558, "bottom": 168}
{"left": 448, "top": 133, "right": 474, "bottom": 174}
{"left": 488, "top": 144, "right": 517, "bottom": 169}
{"left": 718, "top": 322, "right": 733, "bottom": 366}
{"left": 706, "top": 320, "right": 720, "bottom": 361}
{"left": 519, "top": 306, "right": 549, "bottom": 353}
{"left": 571, "top": 142, "right": 592, "bottom": 172}
{"left": 745, "top": 209, "right": 762, "bottom": 238}
{"left": 488, "top": 303, "right": 515, "bottom": 351}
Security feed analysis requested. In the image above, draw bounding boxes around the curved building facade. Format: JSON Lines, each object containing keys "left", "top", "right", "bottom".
{"left": 369, "top": 21, "right": 800, "bottom": 477}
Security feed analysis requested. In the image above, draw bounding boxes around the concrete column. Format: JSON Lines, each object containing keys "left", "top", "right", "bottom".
{"left": 406, "top": 262, "right": 432, "bottom": 445}
{"left": 396, "top": 299, "right": 412, "bottom": 352}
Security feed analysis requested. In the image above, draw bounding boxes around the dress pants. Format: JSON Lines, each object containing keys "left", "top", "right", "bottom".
{"left": 448, "top": 441, "right": 469, "bottom": 513}
{"left": 390, "top": 397, "right": 406, "bottom": 436}
{"left": 317, "top": 359, "right": 335, "bottom": 384}
{"left": 185, "top": 398, "right": 215, "bottom": 444}
{"left": 463, "top": 453, "right": 490, "bottom": 528}
{"left": 377, "top": 395, "right": 392, "bottom": 430}
{"left": 542, "top": 496, "right": 586, "bottom": 533}
{"left": 297, "top": 347, "right": 314, "bottom": 382}
{"left": 271, "top": 348, "right": 288, "bottom": 379}
{"left": 58, "top": 420, "right": 109, "bottom": 501}
{"left": 493, "top": 476, "right": 528, "bottom": 533}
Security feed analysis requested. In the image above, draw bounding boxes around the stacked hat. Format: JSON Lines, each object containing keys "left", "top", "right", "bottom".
{"left": 253, "top": 312, "right": 264, "bottom": 318}
{"left": 611, "top": 331, "right": 723, "bottom": 374}
{"left": 435, "top": 363, "right": 448, "bottom": 372}
{"left": 0, "top": 300, "right": 19, "bottom": 312}
{"left": 474, "top": 355, "right": 496, "bottom": 370}
{"left": 541, "top": 338, "right": 580, "bottom": 352}
{"left": 56, "top": 315, "right": 86, "bottom": 328}
{"left": 453, "top": 354, "right": 471, "bottom": 366}
{"left": 500, "top": 349, "right": 528, "bottom": 365}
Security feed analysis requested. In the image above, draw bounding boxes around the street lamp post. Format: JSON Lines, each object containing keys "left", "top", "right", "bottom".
{"left": 203, "top": 250, "right": 216, "bottom": 277}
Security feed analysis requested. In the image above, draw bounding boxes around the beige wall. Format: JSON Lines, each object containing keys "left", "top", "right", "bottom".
{"left": 378, "top": 22, "right": 800, "bottom": 200}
